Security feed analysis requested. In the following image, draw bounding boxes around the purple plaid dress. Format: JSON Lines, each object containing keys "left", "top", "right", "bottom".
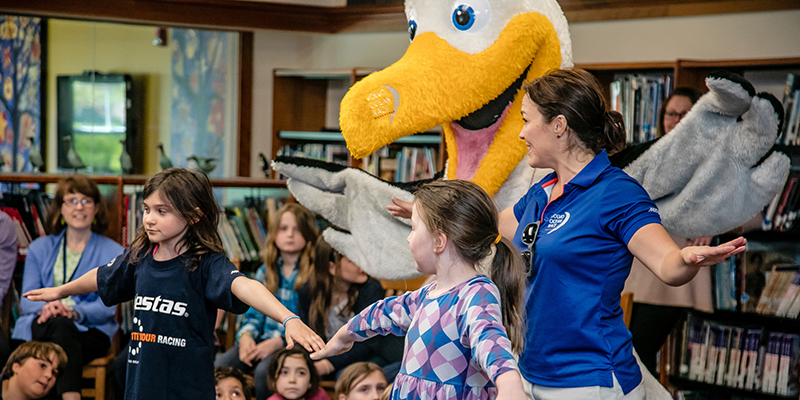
{"left": 347, "top": 275, "right": 518, "bottom": 400}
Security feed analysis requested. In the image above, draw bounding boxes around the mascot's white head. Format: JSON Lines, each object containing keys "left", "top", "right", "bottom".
{"left": 340, "top": 0, "right": 573, "bottom": 197}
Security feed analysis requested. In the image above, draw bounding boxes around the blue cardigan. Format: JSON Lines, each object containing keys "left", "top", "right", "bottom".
{"left": 12, "top": 230, "right": 123, "bottom": 341}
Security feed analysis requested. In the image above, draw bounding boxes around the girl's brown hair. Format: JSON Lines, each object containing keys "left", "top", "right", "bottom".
{"left": 2, "top": 341, "right": 68, "bottom": 379}
{"left": 267, "top": 347, "right": 321, "bottom": 396}
{"left": 128, "top": 168, "right": 224, "bottom": 270}
{"left": 523, "top": 68, "right": 626, "bottom": 156}
{"left": 307, "top": 238, "right": 360, "bottom": 339}
{"left": 214, "top": 366, "right": 254, "bottom": 400}
{"left": 414, "top": 179, "right": 525, "bottom": 352}
{"left": 334, "top": 362, "right": 386, "bottom": 399}
{"left": 45, "top": 175, "right": 110, "bottom": 235}
{"left": 262, "top": 203, "right": 318, "bottom": 292}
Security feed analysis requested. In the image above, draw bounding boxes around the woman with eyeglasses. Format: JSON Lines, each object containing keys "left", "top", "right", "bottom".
{"left": 13, "top": 175, "right": 123, "bottom": 400}
{"left": 499, "top": 70, "right": 743, "bottom": 400}
{"left": 623, "top": 86, "right": 715, "bottom": 376}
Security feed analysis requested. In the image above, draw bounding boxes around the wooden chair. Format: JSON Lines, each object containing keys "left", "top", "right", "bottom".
{"left": 620, "top": 292, "right": 634, "bottom": 329}
{"left": 81, "top": 304, "right": 124, "bottom": 400}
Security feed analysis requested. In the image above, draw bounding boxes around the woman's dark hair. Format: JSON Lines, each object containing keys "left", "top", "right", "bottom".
{"left": 45, "top": 175, "right": 110, "bottom": 235}
{"left": 214, "top": 366, "right": 254, "bottom": 400}
{"left": 657, "top": 86, "right": 702, "bottom": 137}
{"left": 263, "top": 203, "right": 318, "bottom": 292}
{"left": 307, "top": 238, "right": 361, "bottom": 339}
{"left": 267, "top": 347, "right": 321, "bottom": 395}
{"left": 414, "top": 179, "right": 525, "bottom": 352}
{"left": 128, "top": 168, "right": 223, "bottom": 270}
{"left": 523, "top": 68, "right": 626, "bottom": 155}
{"left": 334, "top": 362, "right": 386, "bottom": 398}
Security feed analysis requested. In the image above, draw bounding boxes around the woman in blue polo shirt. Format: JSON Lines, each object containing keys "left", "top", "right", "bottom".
{"left": 497, "top": 69, "right": 746, "bottom": 400}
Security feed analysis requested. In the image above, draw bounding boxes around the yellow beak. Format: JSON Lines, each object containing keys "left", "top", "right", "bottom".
{"left": 339, "top": 12, "right": 562, "bottom": 196}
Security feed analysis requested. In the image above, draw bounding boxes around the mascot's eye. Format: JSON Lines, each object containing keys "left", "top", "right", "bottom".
{"left": 408, "top": 20, "right": 418, "bottom": 42}
{"left": 450, "top": 0, "right": 491, "bottom": 32}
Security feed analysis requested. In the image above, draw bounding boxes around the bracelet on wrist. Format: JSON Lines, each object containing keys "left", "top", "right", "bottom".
{"left": 282, "top": 315, "right": 300, "bottom": 326}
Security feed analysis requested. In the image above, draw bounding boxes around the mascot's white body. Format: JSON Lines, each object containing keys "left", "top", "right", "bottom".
{"left": 273, "top": 0, "right": 790, "bottom": 398}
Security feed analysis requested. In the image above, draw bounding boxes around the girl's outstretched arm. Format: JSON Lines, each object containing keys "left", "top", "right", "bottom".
{"left": 310, "top": 325, "right": 354, "bottom": 360}
{"left": 23, "top": 268, "right": 99, "bottom": 302}
{"left": 230, "top": 276, "right": 325, "bottom": 352}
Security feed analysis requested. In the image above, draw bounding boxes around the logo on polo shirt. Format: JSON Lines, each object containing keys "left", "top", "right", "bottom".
{"left": 545, "top": 212, "right": 570, "bottom": 234}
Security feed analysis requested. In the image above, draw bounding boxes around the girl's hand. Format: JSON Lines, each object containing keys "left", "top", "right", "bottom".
{"left": 238, "top": 334, "right": 257, "bottom": 366}
{"left": 23, "top": 287, "right": 64, "bottom": 303}
{"left": 494, "top": 370, "right": 526, "bottom": 400}
{"left": 681, "top": 236, "right": 746, "bottom": 267}
{"left": 387, "top": 196, "right": 412, "bottom": 219}
{"left": 310, "top": 326, "right": 354, "bottom": 360}
{"left": 283, "top": 318, "right": 325, "bottom": 353}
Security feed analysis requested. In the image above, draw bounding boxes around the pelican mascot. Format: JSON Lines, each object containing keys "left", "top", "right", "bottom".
{"left": 273, "top": 0, "right": 789, "bottom": 397}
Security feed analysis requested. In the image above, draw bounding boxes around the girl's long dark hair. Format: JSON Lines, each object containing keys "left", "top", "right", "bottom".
{"left": 414, "top": 180, "right": 525, "bottom": 352}
{"left": 262, "top": 203, "right": 318, "bottom": 292}
{"left": 307, "top": 238, "right": 360, "bottom": 339}
{"left": 128, "top": 168, "right": 223, "bottom": 270}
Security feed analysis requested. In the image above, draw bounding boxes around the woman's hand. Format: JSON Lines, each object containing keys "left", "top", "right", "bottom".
{"left": 238, "top": 334, "right": 258, "bottom": 366}
{"left": 311, "top": 326, "right": 354, "bottom": 360}
{"left": 387, "top": 196, "right": 412, "bottom": 219}
{"left": 38, "top": 301, "right": 73, "bottom": 324}
{"left": 687, "top": 236, "right": 713, "bottom": 246}
{"left": 24, "top": 287, "right": 65, "bottom": 303}
{"left": 283, "top": 318, "right": 325, "bottom": 353}
{"left": 681, "top": 236, "right": 746, "bottom": 267}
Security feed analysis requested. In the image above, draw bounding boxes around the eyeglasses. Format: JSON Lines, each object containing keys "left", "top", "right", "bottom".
{"left": 520, "top": 221, "right": 540, "bottom": 274}
{"left": 665, "top": 111, "right": 688, "bottom": 120}
{"left": 63, "top": 198, "right": 95, "bottom": 207}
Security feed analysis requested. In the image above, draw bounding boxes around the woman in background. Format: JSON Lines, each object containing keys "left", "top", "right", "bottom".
{"left": 13, "top": 175, "right": 123, "bottom": 400}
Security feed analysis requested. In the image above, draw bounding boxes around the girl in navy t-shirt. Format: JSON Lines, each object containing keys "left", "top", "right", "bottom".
{"left": 24, "top": 168, "right": 325, "bottom": 400}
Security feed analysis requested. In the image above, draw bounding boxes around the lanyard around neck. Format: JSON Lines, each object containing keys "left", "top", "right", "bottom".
{"left": 61, "top": 231, "right": 85, "bottom": 286}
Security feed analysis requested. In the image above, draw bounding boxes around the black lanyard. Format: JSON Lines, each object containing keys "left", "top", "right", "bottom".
{"left": 61, "top": 231, "right": 84, "bottom": 286}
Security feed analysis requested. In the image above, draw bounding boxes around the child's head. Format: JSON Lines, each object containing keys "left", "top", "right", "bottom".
{"left": 2, "top": 341, "right": 67, "bottom": 399}
{"left": 214, "top": 366, "right": 254, "bottom": 400}
{"left": 412, "top": 179, "right": 526, "bottom": 352}
{"left": 334, "top": 362, "right": 387, "bottom": 400}
{"left": 263, "top": 203, "right": 318, "bottom": 292}
{"left": 129, "top": 168, "right": 224, "bottom": 268}
{"left": 267, "top": 347, "right": 320, "bottom": 400}
{"left": 307, "top": 238, "right": 368, "bottom": 336}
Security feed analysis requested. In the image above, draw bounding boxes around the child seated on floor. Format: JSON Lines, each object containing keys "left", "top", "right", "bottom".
{"left": 267, "top": 347, "right": 330, "bottom": 400}
{"left": 215, "top": 366, "right": 255, "bottom": 400}
{"left": 334, "top": 362, "right": 387, "bottom": 400}
{"left": 1, "top": 341, "right": 67, "bottom": 400}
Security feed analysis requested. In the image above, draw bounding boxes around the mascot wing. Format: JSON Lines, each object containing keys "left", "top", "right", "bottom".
{"left": 624, "top": 71, "right": 790, "bottom": 237}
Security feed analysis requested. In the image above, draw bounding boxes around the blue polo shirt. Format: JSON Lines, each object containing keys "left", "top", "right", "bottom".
{"left": 513, "top": 150, "right": 661, "bottom": 394}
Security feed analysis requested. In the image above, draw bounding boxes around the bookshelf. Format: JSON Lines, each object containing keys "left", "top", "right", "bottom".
{"left": 271, "top": 68, "right": 446, "bottom": 181}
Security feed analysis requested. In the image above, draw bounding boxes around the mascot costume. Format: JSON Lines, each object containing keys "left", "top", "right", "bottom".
{"left": 272, "top": 0, "right": 790, "bottom": 397}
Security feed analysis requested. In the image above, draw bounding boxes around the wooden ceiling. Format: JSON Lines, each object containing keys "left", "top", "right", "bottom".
{"left": 1, "top": 0, "right": 798, "bottom": 33}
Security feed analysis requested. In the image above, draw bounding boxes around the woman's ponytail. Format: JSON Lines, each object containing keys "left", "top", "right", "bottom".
{"left": 601, "top": 110, "right": 626, "bottom": 154}
{"left": 489, "top": 236, "right": 526, "bottom": 353}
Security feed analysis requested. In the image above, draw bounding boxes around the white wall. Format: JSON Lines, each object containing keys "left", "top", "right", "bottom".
{"left": 249, "top": 9, "right": 800, "bottom": 177}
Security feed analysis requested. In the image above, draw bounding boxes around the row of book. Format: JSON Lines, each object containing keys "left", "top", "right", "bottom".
{"left": 663, "top": 313, "right": 800, "bottom": 396}
{"left": 0, "top": 192, "right": 51, "bottom": 260}
{"left": 778, "top": 73, "right": 800, "bottom": 146}
{"left": 362, "top": 145, "right": 438, "bottom": 183}
{"left": 276, "top": 144, "right": 350, "bottom": 168}
{"left": 610, "top": 74, "right": 673, "bottom": 144}
{"left": 763, "top": 168, "right": 800, "bottom": 232}
{"left": 713, "top": 250, "right": 799, "bottom": 315}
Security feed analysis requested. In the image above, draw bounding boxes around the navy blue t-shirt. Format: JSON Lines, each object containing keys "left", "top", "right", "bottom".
{"left": 97, "top": 249, "right": 248, "bottom": 400}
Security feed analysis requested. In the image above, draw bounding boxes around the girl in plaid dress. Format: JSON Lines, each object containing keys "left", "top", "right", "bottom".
{"left": 312, "top": 180, "right": 527, "bottom": 400}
